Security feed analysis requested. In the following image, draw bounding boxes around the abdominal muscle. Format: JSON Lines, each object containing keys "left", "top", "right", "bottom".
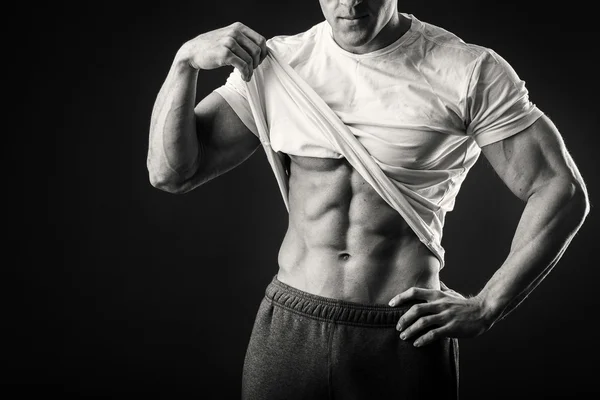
{"left": 276, "top": 154, "right": 441, "bottom": 305}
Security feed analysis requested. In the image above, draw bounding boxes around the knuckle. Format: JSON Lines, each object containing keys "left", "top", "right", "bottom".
{"left": 222, "top": 37, "right": 236, "bottom": 47}
{"left": 221, "top": 49, "right": 234, "bottom": 62}
{"left": 215, "top": 57, "right": 226, "bottom": 68}
{"left": 231, "top": 21, "right": 244, "bottom": 30}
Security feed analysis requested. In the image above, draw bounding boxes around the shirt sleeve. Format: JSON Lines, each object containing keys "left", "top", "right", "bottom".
{"left": 213, "top": 67, "right": 259, "bottom": 137}
{"left": 465, "top": 49, "right": 544, "bottom": 147}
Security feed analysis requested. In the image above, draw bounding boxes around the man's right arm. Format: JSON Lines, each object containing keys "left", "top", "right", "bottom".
{"left": 147, "top": 22, "right": 267, "bottom": 194}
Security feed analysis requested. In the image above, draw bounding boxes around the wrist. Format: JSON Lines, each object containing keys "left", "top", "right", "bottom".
{"left": 174, "top": 43, "right": 200, "bottom": 71}
{"left": 474, "top": 291, "right": 505, "bottom": 327}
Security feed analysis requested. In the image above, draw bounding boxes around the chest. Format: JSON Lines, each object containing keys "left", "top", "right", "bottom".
{"left": 292, "top": 55, "right": 465, "bottom": 130}
{"left": 262, "top": 51, "right": 471, "bottom": 169}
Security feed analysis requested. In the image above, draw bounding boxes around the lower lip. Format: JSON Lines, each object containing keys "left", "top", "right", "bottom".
{"left": 341, "top": 16, "right": 368, "bottom": 24}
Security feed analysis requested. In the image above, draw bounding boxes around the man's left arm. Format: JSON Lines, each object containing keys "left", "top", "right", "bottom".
{"left": 389, "top": 115, "right": 590, "bottom": 346}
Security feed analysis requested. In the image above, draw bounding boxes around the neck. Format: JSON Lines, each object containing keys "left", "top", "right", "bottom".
{"left": 373, "top": 12, "right": 404, "bottom": 49}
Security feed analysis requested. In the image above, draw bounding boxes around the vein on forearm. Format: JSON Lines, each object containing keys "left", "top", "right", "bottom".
{"left": 480, "top": 177, "right": 587, "bottom": 322}
{"left": 149, "top": 62, "right": 200, "bottom": 180}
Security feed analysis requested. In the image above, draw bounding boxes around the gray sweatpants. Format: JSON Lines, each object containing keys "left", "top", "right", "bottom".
{"left": 242, "top": 275, "right": 459, "bottom": 399}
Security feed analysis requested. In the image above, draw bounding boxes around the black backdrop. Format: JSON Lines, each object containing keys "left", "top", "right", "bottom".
{"left": 13, "top": 1, "right": 599, "bottom": 398}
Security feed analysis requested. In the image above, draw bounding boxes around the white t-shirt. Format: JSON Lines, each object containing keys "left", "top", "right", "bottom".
{"left": 214, "top": 13, "right": 543, "bottom": 267}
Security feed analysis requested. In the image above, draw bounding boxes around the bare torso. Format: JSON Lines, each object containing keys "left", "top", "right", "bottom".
{"left": 276, "top": 154, "right": 441, "bottom": 304}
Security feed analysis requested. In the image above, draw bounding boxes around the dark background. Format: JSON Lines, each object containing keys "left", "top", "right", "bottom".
{"left": 12, "top": 0, "right": 598, "bottom": 398}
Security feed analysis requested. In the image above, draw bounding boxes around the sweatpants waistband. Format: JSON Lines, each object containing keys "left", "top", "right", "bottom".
{"left": 265, "top": 275, "right": 415, "bottom": 327}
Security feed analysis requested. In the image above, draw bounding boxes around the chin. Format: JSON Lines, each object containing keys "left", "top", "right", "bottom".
{"left": 336, "top": 28, "right": 374, "bottom": 48}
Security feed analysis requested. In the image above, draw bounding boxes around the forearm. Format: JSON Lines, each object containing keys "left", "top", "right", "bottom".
{"left": 475, "top": 177, "right": 589, "bottom": 325}
{"left": 147, "top": 47, "right": 201, "bottom": 191}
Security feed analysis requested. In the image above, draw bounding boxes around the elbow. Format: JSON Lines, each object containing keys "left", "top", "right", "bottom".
{"left": 147, "top": 162, "right": 195, "bottom": 195}
{"left": 148, "top": 174, "right": 183, "bottom": 195}
{"left": 566, "top": 178, "right": 590, "bottom": 225}
{"left": 577, "top": 184, "right": 591, "bottom": 222}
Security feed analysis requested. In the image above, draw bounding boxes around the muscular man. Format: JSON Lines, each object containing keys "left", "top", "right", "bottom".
{"left": 147, "top": 1, "right": 589, "bottom": 398}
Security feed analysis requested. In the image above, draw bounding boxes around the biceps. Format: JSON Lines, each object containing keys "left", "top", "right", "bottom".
{"left": 193, "top": 92, "right": 261, "bottom": 181}
{"left": 481, "top": 115, "right": 578, "bottom": 201}
{"left": 195, "top": 91, "right": 259, "bottom": 152}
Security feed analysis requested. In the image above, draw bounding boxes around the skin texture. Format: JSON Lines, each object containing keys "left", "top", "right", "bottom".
{"left": 147, "top": 1, "right": 589, "bottom": 348}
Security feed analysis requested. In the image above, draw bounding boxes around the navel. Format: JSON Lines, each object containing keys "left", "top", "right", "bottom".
{"left": 339, "top": 252, "right": 351, "bottom": 261}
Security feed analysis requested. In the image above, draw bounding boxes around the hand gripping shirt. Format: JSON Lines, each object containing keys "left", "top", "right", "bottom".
{"left": 213, "top": 14, "right": 544, "bottom": 268}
